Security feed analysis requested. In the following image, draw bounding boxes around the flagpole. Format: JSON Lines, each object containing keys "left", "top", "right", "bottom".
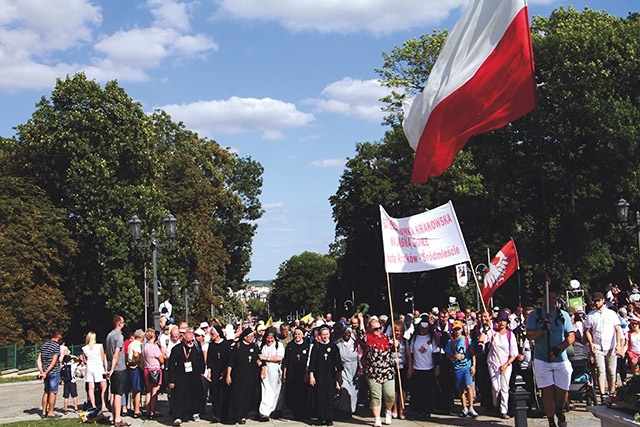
{"left": 385, "top": 272, "right": 405, "bottom": 410}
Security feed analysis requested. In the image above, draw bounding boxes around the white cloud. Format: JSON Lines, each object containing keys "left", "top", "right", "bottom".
{"left": 0, "top": 0, "right": 216, "bottom": 91}
{"left": 309, "top": 158, "right": 345, "bottom": 168}
{"left": 263, "top": 202, "right": 285, "bottom": 209}
{"left": 306, "top": 77, "right": 393, "bottom": 122}
{"left": 0, "top": 0, "right": 101, "bottom": 91}
{"left": 148, "top": 0, "right": 191, "bottom": 31}
{"left": 216, "top": 0, "right": 466, "bottom": 34}
{"left": 157, "top": 96, "right": 315, "bottom": 139}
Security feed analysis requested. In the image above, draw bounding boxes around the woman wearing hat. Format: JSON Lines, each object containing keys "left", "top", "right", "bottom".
{"left": 308, "top": 324, "right": 343, "bottom": 426}
{"left": 406, "top": 314, "right": 439, "bottom": 419}
{"left": 625, "top": 315, "right": 640, "bottom": 375}
{"left": 487, "top": 311, "right": 518, "bottom": 419}
{"left": 226, "top": 328, "right": 261, "bottom": 424}
{"left": 356, "top": 312, "right": 395, "bottom": 427}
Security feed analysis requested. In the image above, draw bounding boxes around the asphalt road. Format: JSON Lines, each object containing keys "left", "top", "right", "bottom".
{"left": 0, "top": 378, "right": 606, "bottom": 426}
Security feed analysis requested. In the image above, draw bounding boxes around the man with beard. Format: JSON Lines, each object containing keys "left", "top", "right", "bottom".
{"left": 168, "top": 331, "right": 205, "bottom": 426}
{"left": 226, "top": 328, "right": 261, "bottom": 424}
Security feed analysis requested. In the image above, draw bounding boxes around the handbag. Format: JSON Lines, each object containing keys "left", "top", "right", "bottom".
{"left": 74, "top": 364, "right": 86, "bottom": 380}
{"left": 148, "top": 370, "right": 161, "bottom": 385}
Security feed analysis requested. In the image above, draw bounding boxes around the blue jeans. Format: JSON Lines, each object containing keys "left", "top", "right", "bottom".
{"left": 45, "top": 372, "right": 61, "bottom": 394}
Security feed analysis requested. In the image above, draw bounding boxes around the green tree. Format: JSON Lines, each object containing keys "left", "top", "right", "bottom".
{"left": 2, "top": 73, "right": 264, "bottom": 340}
{"left": 0, "top": 149, "right": 76, "bottom": 344}
{"left": 269, "top": 252, "right": 337, "bottom": 319}
{"left": 331, "top": 8, "right": 640, "bottom": 311}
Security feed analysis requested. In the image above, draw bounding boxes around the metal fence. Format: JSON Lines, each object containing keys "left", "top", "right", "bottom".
{"left": 0, "top": 344, "right": 83, "bottom": 372}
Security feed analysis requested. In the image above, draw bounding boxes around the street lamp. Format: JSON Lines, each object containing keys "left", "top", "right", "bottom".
{"left": 172, "top": 279, "right": 200, "bottom": 324}
{"left": 616, "top": 198, "right": 640, "bottom": 261}
{"left": 475, "top": 263, "right": 488, "bottom": 312}
{"left": 128, "top": 213, "right": 177, "bottom": 332}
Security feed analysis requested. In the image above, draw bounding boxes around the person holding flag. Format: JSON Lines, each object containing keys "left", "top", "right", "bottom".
{"left": 526, "top": 290, "right": 575, "bottom": 427}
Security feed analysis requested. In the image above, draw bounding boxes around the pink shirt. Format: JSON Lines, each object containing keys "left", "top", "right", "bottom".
{"left": 143, "top": 342, "right": 162, "bottom": 370}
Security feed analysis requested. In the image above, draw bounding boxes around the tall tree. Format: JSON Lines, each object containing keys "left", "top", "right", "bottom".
{"left": 0, "top": 147, "right": 76, "bottom": 345}
{"left": 331, "top": 8, "right": 640, "bottom": 311}
{"left": 269, "top": 251, "right": 337, "bottom": 319}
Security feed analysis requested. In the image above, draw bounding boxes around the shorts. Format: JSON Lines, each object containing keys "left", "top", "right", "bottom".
{"left": 129, "top": 367, "right": 143, "bottom": 392}
{"left": 453, "top": 367, "right": 473, "bottom": 391}
{"left": 85, "top": 367, "right": 106, "bottom": 383}
{"left": 63, "top": 382, "right": 78, "bottom": 398}
{"left": 144, "top": 368, "right": 163, "bottom": 390}
{"left": 367, "top": 378, "right": 395, "bottom": 408}
{"left": 533, "top": 359, "right": 572, "bottom": 390}
{"left": 110, "top": 369, "right": 130, "bottom": 396}
{"left": 44, "top": 372, "right": 61, "bottom": 394}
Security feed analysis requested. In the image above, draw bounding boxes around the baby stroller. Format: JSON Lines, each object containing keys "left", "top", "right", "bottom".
{"left": 567, "top": 341, "right": 598, "bottom": 406}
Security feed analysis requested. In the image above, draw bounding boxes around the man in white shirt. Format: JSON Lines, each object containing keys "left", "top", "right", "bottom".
{"left": 159, "top": 296, "right": 173, "bottom": 319}
{"left": 584, "top": 292, "right": 623, "bottom": 399}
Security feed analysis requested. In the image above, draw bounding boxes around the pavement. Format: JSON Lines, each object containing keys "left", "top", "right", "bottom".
{"left": 0, "top": 379, "right": 607, "bottom": 426}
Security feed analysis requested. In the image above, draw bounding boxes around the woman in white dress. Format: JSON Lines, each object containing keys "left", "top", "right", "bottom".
{"left": 80, "top": 331, "right": 108, "bottom": 412}
{"left": 335, "top": 327, "right": 361, "bottom": 415}
{"left": 258, "top": 329, "right": 285, "bottom": 420}
{"left": 487, "top": 311, "right": 518, "bottom": 419}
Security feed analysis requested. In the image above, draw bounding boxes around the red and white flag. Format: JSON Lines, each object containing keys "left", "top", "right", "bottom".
{"left": 482, "top": 238, "right": 519, "bottom": 307}
{"left": 402, "top": 0, "right": 536, "bottom": 183}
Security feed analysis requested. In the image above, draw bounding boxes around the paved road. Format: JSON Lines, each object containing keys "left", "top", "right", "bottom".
{"left": 0, "top": 378, "right": 606, "bottom": 426}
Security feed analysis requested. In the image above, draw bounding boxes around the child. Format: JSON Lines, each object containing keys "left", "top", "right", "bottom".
{"left": 61, "top": 354, "right": 79, "bottom": 413}
{"left": 445, "top": 320, "right": 478, "bottom": 418}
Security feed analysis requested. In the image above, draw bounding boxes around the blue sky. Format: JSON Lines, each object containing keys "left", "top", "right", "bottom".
{"left": 0, "top": 0, "right": 636, "bottom": 280}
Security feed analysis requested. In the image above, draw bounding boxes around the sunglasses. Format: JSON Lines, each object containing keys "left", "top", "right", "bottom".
{"left": 372, "top": 327, "right": 382, "bottom": 331}
{"left": 185, "top": 340, "right": 194, "bottom": 344}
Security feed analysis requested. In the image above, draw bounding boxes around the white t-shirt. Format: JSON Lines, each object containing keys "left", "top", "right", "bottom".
{"left": 409, "top": 333, "right": 439, "bottom": 370}
{"left": 585, "top": 308, "right": 621, "bottom": 351}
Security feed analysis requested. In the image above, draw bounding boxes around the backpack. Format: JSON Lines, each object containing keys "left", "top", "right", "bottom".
{"left": 61, "top": 364, "right": 72, "bottom": 383}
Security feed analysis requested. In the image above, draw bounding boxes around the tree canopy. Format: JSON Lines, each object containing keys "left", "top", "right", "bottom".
{"left": 0, "top": 73, "right": 263, "bottom": 343}
{"left": 269, "top": 251, "right": 337, "bottom": 319}
{"left": 330, "top": 7, "right": 640, "bottom": 314}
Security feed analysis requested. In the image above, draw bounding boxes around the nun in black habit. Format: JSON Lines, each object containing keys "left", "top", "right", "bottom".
{"left": 226, "top": 327, "right": 261, "bottom": 424}
{"left": 308, "top": 324, "right": 343, "bottom": 426}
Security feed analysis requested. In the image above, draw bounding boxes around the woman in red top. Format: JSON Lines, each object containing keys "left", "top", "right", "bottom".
{"left": 357, "top": 313, "right": 395, "bottom": 427}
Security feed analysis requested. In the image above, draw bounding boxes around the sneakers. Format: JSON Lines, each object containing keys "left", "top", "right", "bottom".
{"left": 459, "top": 407, "right": 469, "bottom": 417}
{"left": 384, "top": 410, "right": 392, "bottom": 425}
{"left": 468, "top": 407, "right": 478, "bottom": 418}
{"left": 192, "top": 414, "right": 201, "bottom": 422}
{"left": 374, "top": 416, "right": 382, "bottom": 427}
{"left": 173, "top": 418, "right": 182, "bottom": 426}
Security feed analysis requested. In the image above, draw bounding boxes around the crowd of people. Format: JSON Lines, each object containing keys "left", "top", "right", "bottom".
{"left": 35, "top": 282, "right": 637, "bottom": 427}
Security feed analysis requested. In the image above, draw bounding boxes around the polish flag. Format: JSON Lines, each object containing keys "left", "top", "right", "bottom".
{"left": 481, "top": 238, "right": 520, "bottom": 308}
{"left": 402, "top": 0, "right": 536, "bottom": 183}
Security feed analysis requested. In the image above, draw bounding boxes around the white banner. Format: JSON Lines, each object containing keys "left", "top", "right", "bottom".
{"left": 380, "top": 201, "right": 471, "bottom": 273}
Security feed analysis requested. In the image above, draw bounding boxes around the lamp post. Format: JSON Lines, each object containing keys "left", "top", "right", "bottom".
{"left": 128, "top": 213, "right": 177, "bottom": 332}
{"left": 475, "top": 263, "right": 488, "bottom": 312}
{"left": 172, "top": 279, "right": 200, "bottom": 324}
{"left": 616, "top": 198, "right": 640, "bottom": 262}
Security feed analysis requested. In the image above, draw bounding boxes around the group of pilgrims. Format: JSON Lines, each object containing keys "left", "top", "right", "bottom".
{"left": 156, "top": 302, "right": 533, "bottom": 427}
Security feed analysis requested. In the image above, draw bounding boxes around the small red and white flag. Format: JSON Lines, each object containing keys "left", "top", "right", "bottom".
{"left": 402, "top": 0, "right": 537, "bottom": 183}
{"left": 482, "top": 238, "right": 519, "bottom": 308}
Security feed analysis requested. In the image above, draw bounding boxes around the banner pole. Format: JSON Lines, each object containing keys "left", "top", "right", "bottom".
{"left": 386, "top": 272, "right": 404, "bottom": 410}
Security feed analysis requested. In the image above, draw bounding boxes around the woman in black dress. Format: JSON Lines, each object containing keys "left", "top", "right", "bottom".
{"left": 283, "top": 327, "right": 311, "bottom": 420}
{"left": 206, "top": 325, "right": 231, "bottom": 423}
{"left": 226, "top": 328, "right": 261, "bottom": 424}
{"left": 308, "top": 325, "right": 343, "bottom": 426}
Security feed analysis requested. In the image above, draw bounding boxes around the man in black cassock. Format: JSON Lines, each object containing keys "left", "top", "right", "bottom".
{"left": 207, "top": 325, "right": 232, "bottom": 423}
{"left": 167, "top": 331, "right": 205, "bottom": 426}
{"left": 226, "top": 327, "right": 261, "bottom": 424}
{"left": 309, "top": 325, "right": 343, "bottom": 426}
